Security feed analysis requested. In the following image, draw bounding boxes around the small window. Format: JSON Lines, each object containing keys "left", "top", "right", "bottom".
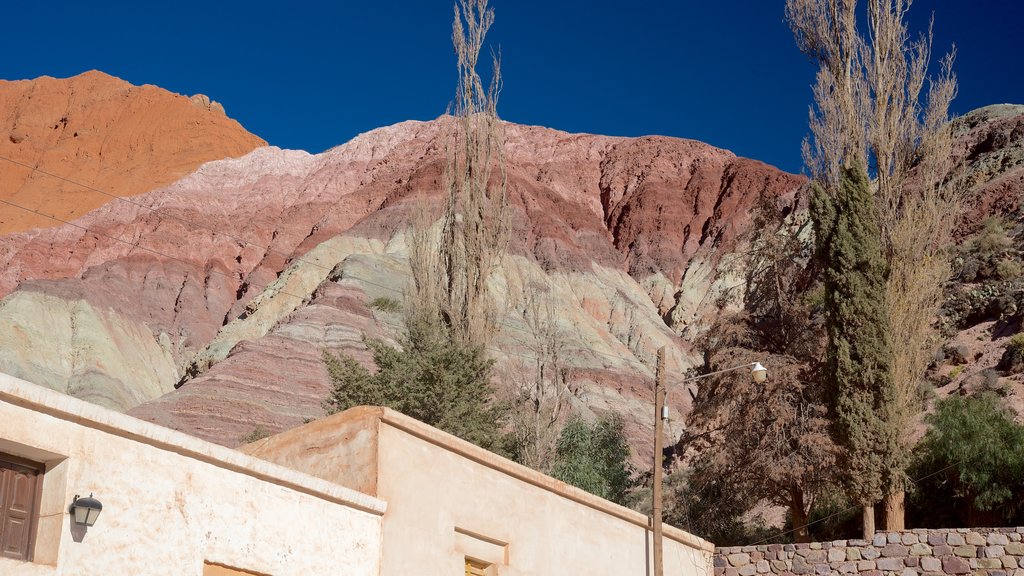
{"left": 0, "top": 453, "right": 43, "bottom": 561}
{"left": 465, "top": 557, "right": 493, "bottom": 576}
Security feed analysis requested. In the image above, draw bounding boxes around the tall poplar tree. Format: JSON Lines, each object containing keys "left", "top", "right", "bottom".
{"left": 788, "top": 0, "right": 960, "bottom": 532}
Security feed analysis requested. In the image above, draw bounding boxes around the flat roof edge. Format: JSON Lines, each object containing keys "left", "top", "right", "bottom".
{"left": 0, "top": 373, "right": 387, "bottom": 517}
{"left": 375, "top": 407, "right": 715, "bottom": 553}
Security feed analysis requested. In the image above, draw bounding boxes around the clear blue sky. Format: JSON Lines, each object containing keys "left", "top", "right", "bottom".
{"left": 1, "top": 1, "right": 1020, "bottom": 174}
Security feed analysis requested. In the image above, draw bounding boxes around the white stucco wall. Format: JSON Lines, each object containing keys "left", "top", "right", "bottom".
{"left": 243, "top": 406, "right": 714, "bottom": 576}
{"left": 0, "top": 373, "right": 385, "bottom": 576}
{"left": 377, "top": 418, "right": 712, "bottom": 576}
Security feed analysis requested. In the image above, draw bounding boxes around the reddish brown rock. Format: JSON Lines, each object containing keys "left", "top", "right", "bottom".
{"left": 0, "top": 112, "right": 804, "bottom": 447}
{"left": 0, "top": 70, "right": 266, "bottom": 234}
{"left": 952, "top": 104, "right": 1024, "bottom": 236}
{"left": 942, "top": 556, "right": 971, "bottom": 574}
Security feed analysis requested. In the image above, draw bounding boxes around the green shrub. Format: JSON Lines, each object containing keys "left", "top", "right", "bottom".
{"left": 1008, "top": 333, "right": 1024, "bottom": 353}
{"left": 911, "top": 393, "right": 1024, "bottom": 522}
{"left": 323, "top": 315, "right": 504, "bottom": 452}
{"left": 239, "top": 425, "right": 270, "bottom": 445}
{"left": 661, "top": 463, "right": 778, "bottom": 545}
{"left": 369, "top": 296, "right": 401, "bottom": 313}
{"left": 550, "top": 413, "right": 635, "bottom": 505}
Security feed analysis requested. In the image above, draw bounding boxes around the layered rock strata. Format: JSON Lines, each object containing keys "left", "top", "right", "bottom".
{"left": 0, "top": 117, "right": 803, "bottom": 451}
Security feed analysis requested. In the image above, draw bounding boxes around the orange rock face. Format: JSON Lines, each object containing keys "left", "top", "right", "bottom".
{"left": 0, "top": 70, "right": 266, "bottom": 234}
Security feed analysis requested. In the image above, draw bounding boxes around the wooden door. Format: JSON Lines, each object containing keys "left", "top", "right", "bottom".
{"left": 0, "top": 455, "right": 42, "bottom": 561}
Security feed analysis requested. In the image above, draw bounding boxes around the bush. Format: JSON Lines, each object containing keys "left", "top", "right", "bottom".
{"left": 802, "top": 491, "right": 862, "bottom": 542}
{"left": 979, "top": 368, "right": 1008, "bottom": 396}
{"left": 238, "top": 425, "right": 270, "bottom": 445}
{"left": 1007, "top": 332, "right": 1024, "bottom": 353}
{"left": 996, "top": 259, "right": 1023, "bottom": 280}
{"left": 975, "top": 217, "right": 1012, "bottom": 259}
{"left": 369, "top": 296, "right": 401, "bottom": 313}
{"left": 323, "top": 316, "right": 504, "bottom": 452}
{"left": 550, "top": 413, "right": 635, "bottom": 505}
{"left": 944, "top": 343, "right": 970, "bottom": 365}
{"left": 910, "top": 392, "right": 1024, "bottom": 525}
{"left": 661, "top": 463, "right": 777, "bottom": 545}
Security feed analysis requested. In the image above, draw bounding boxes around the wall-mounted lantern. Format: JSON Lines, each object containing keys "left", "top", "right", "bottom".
{"left": 70, "top": 494, "right": 102, "bottom": 527}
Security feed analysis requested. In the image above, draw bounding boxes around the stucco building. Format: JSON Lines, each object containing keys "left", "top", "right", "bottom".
{"left": 244, "top": 406, "right": 714, "bottom": 576}
{"left": 0, "top": 372, "right": 713, "bottom": 575}
{"left": 0, "top": 373, "right": 384, "bottom": 575}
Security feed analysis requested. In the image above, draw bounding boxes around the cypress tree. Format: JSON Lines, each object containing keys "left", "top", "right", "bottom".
{"left": 812, "top": 164, "right": 899, "bottom": 533}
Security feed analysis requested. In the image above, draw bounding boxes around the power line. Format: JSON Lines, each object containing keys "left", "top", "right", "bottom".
{"left": 747, "top": 460, "right": 966, "bottom": 546}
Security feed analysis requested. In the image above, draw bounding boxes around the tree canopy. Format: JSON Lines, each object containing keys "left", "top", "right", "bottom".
{"left": 911, "top": 392, "right": 1024, "bottom": 524}
{"left": 550, "top": 413, "right": 635, "bottom": 505}
{"left": 323, "top": 316, "right": 505, "bottom": 452}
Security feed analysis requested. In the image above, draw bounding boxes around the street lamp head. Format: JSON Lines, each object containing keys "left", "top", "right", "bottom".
{"left": 751, "top": 362, "right": 768, "bottom": 383}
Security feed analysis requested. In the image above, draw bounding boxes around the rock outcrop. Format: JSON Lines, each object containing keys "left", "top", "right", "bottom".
{"left": 953, "top": 104, "right": 1024, "bottom": 235}
{"left": 0, "top": 70, "right": 266, "bottom": 233}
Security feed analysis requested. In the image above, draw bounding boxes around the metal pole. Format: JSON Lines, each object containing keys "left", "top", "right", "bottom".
{"left": 653, "top": 346, "right": 666, "bottom": 576}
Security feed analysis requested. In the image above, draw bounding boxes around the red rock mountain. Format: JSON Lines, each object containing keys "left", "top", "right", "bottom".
{"left": 0, "top": 70, "right": 266, "bottom": 233}
{"left": 2, "top": 70, "right": 1021, "bottom": 461}
{"left": 0, "top": 111, "right": 804, "bottom": 455}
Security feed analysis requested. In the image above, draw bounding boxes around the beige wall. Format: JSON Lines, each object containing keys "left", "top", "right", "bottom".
{"left": 377, "top": 418, "right": 711, "bottom": 576}
{"left": 0, "top": 373, "right": 385, "bottom": 576}
{"left": 245, "top": 407, "right": 714, "bottom": 576}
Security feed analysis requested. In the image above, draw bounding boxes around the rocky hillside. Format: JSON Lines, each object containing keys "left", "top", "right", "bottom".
{"left": 0, "top": 70, "right": 266, "bottom": 233}
{"left": 0, "top": 114, "right": 803, "bottom": 457}
{"left": 2, "top": 69, "right": 1017, "bottom": 460}
{"left": 930, "top": 105, "right": 1024, "bottom": 417}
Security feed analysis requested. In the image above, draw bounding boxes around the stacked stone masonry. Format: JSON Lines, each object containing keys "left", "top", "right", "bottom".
{"left": 714, "top": 528, "right": 1024, "bottom": 576}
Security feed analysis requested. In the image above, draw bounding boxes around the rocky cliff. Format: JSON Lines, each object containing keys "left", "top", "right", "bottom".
{"left": 0, "top": 70, "right": 266, "bottom": 233}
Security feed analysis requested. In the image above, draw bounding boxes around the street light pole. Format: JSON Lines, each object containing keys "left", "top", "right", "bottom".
{"left": 653, "top": 346, "right": 667, "bottom": 576}
{"left": 651, "top": 354, "right": 767, "bottom": 576}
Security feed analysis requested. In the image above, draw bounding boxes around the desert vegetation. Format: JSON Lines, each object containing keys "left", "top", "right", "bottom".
{"left": 660, "top": 0, "right": 1024, "bottom": 546}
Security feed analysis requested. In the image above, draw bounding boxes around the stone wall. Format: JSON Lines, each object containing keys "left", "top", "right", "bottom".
{"left": 714, "top": 528, "right": 1024, "bottom": 576}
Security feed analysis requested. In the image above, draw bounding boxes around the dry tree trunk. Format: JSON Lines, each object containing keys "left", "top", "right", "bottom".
{"left": 883, "top": 490, "right": 905, "bottom": 531}
{"left": 791, "top": 486, "right": 811, "bottom": 543}
{"left": 862, "top": 505, "right": 876, "bottom": 540}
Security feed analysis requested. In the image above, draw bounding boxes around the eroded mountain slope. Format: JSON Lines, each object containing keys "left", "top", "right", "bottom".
{"left": 0, "top": 117, "right": 803, "bottom": 452}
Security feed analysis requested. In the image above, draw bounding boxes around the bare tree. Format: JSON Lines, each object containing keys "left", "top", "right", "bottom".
{"left": 436, "top": 0, "right": 509, "bottom": 348}
{"left": 786, "top": 0, "right": 867, "bottom": 185}
{"left": 684, "top": 196, "right": 837, "bottom": 543}
{"left": 503, "top": 285, "right": 575, "bottom": 471}
{"left": 787, "top": 0, "right": 960, "bottom": 534}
